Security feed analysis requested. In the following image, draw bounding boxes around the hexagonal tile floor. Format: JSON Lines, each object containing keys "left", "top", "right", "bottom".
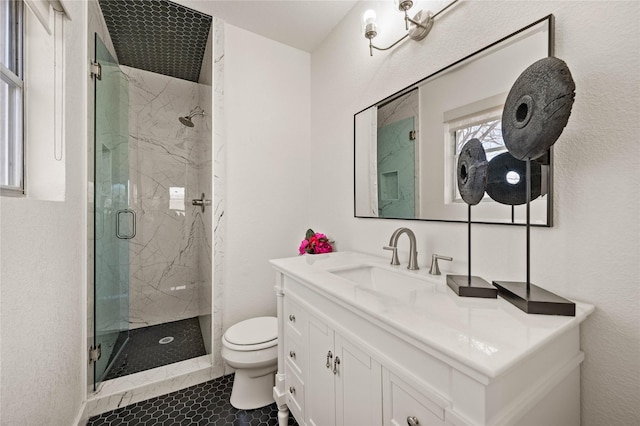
{"left": 104, "top": 317, "right": 207, "bottom": 381}
{"left": 88, "top": 374, "right": 299, "bottom": 425}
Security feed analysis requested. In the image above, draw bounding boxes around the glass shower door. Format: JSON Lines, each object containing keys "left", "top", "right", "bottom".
{"left": 93, "top": 34, "right": 131, "bottom": 388}
{"left": 377, "top": 117, "right": 416, "bottom": 219}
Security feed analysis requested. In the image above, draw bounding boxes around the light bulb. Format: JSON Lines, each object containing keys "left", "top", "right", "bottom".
{"left": 362, "top": 9, "right": 377, "bottom": 39}
{"left": 362, "top": 9, "right": 376, "bottom": 26}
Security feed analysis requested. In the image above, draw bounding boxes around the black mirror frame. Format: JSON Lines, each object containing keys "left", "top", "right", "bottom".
{"left": 353, "top": 14, "right": 555, "bottom": 227}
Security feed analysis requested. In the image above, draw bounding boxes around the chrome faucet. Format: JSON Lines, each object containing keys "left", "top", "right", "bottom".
{"left": 383, "top": 227, "right": 419, "bottom": 270}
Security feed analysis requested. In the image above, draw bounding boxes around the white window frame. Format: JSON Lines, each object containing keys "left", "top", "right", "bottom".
{"left": 443, "top": 94, "right": 510, "bottom": 205}
{"left": 449, "top": 111, "right": 508, "bottom": 203}
{"left": 1, "top": 0, "right": 25, "bottom": 195}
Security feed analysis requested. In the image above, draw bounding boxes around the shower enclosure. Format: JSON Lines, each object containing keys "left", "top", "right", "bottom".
{"left": 92, "top": 27, "right": 213, "bottom": 390}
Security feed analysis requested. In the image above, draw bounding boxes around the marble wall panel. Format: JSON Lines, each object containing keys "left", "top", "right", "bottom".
{"left": 377, "top": 89, "right": 419, "bottom": 128}
{"left": 211, "top": 17, "right": 225, "bottom": 371}
{"left": 124, "top": 66, "right": 208, "bottom": 328}
{"left": 196, "top": 84, "right": 213, "bottom": 354}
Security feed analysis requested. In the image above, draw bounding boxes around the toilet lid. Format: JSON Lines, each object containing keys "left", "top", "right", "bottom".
{"left": 225, "top": 316, "right": 277, "bottom": 346}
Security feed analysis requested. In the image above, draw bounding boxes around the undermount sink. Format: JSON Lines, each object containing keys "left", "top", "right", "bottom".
{"left": 329, "top": 264, "right": 436, "bottom": 297}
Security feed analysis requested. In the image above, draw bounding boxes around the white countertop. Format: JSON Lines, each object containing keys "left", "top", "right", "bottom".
{"left": 270, "top": 251, "right": 594, "bottom": 378}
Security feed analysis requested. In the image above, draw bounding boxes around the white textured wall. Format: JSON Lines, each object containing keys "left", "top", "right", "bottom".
{"left": 223, "top": 24, "right": 310, "bottom": 332}
{"left": 310, "top": 1, "right": 639, "bottom": 424}
{"left": 0, "top": 0, "right": 87, "bottom": 424}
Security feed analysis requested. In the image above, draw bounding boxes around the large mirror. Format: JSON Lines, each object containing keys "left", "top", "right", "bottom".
{"left": 354, "top": 15, "right": 554, "bottom": 226}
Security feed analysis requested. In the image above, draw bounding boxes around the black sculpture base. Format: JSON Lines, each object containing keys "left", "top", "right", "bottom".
{"left": 447, "top": 275, "right": 498, "bottom": 299}
{"left": 493, "top": 281, "right": 576, "bottom": 316}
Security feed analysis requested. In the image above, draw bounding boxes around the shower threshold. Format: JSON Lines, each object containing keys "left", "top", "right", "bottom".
{"left": 87, "top": 354, "right": 223, "bottom": 419}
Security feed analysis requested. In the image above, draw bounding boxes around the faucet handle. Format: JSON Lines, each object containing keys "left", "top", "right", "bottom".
{"left": 429, "top": 254, "right": 453, "bottom": 275}
{"left": 383, "top": 246, "right": 400, "bottom": 266}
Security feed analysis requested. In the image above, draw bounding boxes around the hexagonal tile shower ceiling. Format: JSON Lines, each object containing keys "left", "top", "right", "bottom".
{"left": 99, "top": 0, "right": 212, "bottom": 82}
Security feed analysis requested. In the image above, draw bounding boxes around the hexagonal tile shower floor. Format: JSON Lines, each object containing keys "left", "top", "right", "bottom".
{"left": 104, "top": 317, "right": 207, "bottom": 381}
{"left": 88, "top": 374, "right": 299, "bottom": 426}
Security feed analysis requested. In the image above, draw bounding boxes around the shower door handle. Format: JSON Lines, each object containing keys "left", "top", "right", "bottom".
{"left": 116, "top": 209, "right": 136, "bottom": 239}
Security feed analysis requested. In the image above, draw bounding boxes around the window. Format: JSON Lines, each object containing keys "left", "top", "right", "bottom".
{"left": 455, "top": 118, "right": 506, "bottom": 161}
{"left": 448, "top": 109, "right": 509, "bottom": 202}
{"left": 1, "top": 0, "right": 24, "bottom": 193}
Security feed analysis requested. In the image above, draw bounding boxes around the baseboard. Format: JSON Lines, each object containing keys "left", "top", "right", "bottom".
{"left": 73, "top": 400, "right": 89, "bottom": 426}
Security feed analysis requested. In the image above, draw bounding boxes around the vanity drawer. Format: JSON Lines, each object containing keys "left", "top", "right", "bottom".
{"left": 285, "top": 333, "right": 304, "bottom": 376}
{"left": 285, "top": 361, "right": 305, "bottom": 421}
{"left": 284, "top": 299, "right": 305, "bottom": 340}
{"left": 384, "top": 372, "right": 446, "bottom": 426}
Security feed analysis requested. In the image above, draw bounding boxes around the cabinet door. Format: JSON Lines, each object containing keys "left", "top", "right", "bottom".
{"left": 382, "top": 370, "right": 446, "bottom": 426}
{"left": 306, "top": 316, "right": 336, "bottom": 426}
{"left": 335, "top": 334, "right": 382, "bottom": 426}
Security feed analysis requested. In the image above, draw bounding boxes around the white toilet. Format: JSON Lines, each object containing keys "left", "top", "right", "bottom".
{"left": 221, "top": 316, "right": 278, "bottom": 410}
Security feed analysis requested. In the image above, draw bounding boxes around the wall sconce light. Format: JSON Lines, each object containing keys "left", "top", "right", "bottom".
{"left": 363, "top": 0, "right": 459, "bottom": 56}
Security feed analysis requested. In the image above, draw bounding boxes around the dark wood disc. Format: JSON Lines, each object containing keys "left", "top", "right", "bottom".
{"left": 486, "top": 152, "right": 542, "bottom": 205}
{"left": 457, "top": 138, "right": 488, "bottom": 206}
{"left": 502, "top": 57, "right": 575, "bottom": 161}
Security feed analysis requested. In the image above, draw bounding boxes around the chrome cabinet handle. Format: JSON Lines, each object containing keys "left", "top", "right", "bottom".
{"left": 289, "top": 386, "right": 296, "bottom": 395}
{"left": 326, "top": 350, "right": 333, "bottom": 368}
{"left": 116, "top": 209, "right": 136, "bottom": 239}
{"left": 407, "top": 416, "right": 420, "bottom": 426}
{"left": 289, "top": 314, "right": 295, "bottom": 322}
{"left": 333, "top": 356, "right": 341, "bottom": 375}
{"left": 289, "top": 350, "right": 296, "bottom": 359}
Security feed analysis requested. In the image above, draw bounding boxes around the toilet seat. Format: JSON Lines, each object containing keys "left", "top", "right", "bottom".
{"left": 223, "top": 316, "right": 277, "bottom": 352}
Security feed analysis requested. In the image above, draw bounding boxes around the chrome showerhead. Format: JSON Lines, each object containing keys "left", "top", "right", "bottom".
{"left": 179, "top": 116, "right": 195, "bottom": 127}
{"left": 179, "top": 106, "right": 206, "bottom": 127}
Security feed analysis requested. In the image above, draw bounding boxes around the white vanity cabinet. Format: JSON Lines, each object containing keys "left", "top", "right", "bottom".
{"left": 271, "top": 252, "right": 594, "bottom": 426}
{"left": 382, "top": 370, "right": 447, "bottom": 426}
{"left": 306, "top": 312, "right": 382, "bottom": 426}
{"left": 282, "top": 297, "right": 382, "bottom": 426}
{"left": 282, "top": 298, "right": 306, "bottom": 421}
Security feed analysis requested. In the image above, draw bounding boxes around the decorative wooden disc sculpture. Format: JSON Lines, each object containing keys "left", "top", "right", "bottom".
{"left": 457, "top": 138, "right": 488, "bottom": 206}
{"left": 487, "top": 152, "right": 542, "bottom": 206}
{"left": 447, "top": 139, "right": 497, "bottom": 298}
{"left": 502, "top": 57, "right": 576, "bottom": 161}
{"left": 493, "top": 57, "right": 577, "bottom": 316}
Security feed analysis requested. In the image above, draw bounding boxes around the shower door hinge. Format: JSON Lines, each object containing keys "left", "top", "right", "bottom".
{"left": 409, "top": 130, "right": 416, "bottom": 141}
{"left": 90, "top": 61, "right": 102, "bottom": 80}
{"left": 89, "top": 344, "right": 102, "bottom": 363}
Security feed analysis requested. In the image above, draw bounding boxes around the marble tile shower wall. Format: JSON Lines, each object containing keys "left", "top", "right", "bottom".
{"left": 377, "top": 90, "right": 418, "bottom": 128}
{"left": 123, "top": 65, "right": 212, "bottom": 329}
{"left": 197, "top": 83, "right": 213, "bottom": 354}
{"left": 211, "top": 17, "right": 225, "bottom": 371}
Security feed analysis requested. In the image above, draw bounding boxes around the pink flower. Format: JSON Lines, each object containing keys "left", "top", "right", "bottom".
{"left": 299, "top": 228, "right": 334, "bottom": 255}
{"left": 315, "top": 241, "right": 333, "bottom": 254}
{"left": 299, "top": 239, "right": 309, "bottom": 255}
